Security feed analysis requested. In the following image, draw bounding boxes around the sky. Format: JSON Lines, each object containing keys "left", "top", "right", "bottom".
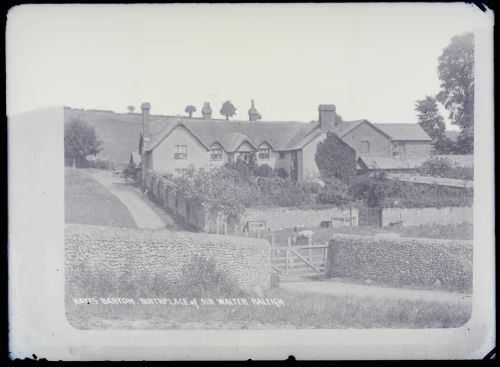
{"left": 6, "top": 3, "right": 486, "bottom": 127}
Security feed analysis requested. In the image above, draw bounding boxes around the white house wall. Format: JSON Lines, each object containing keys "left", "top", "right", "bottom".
{"left": 301, "top": 133, "right": 327, "bottom": 180}
{"left": 151, "top": 125, "right": 210, "bottom": 173}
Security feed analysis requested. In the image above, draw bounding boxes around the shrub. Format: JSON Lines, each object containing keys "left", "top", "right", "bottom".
{"left": 253, "top": 164, "right": 273, "bottom": 178}
{"left": 274, "top": 167, "right": 289, "bottom": 179}
{"left": 257, "top": 176, "right": 318, "bottom": 207}
{"left": 177, "top": 254, "right": 245, "bottom": 297}
{"left": 419, "top": 157, "right": 473, "bottom": 180}
{"left": 173, "top": 167, "right": 250, "bottom": 224}
{"left": 348, "top": 172, "right": 388, "bottom": 207}
{"left": 318, "top": 177, "right": 350, "bottom": 206}
{"left": 315, "top": 132, "right": 357, "bottom": 185}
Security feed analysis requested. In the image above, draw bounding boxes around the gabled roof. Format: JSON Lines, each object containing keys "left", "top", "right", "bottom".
{"left": 332, "top": 119, "right": 369, "bottom": 137}
{"left": 147, "top": 117, "right": 320, "bottom": 153}
{"left": 374, "top": 123, "right": 432, "bottom": 141}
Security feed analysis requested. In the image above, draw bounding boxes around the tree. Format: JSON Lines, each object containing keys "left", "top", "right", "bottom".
{"left": 220, "top": 101, "right": 236, "bottom": 120}
{"left": 127, "top": 105, "right": 135, "bottom": 113}
{"left": 415, "top": 96, "right": 446, "bottom": 140}
{"left": 436, "top": 32, "right": 474, "bottom": 153}
{"left": 185, "top": 105, "right": 196, "bottom": 118}
{"left": 415, "top": 96, "right": 451, "bottom": 154}
{"left": 64, "top": 119, "right": 103, "bottom": 167}
{"left": 315, "top": 132, "right": 357, "bottom": 185}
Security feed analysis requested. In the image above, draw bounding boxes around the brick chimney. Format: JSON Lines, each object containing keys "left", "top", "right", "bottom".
{"left": 318, "top": 104, "right": 337, "bottom": 133}
{"left": 202, "top": 102, "right": 212, "bottom": 119}
{"left": 248, "top": 99, "right": 262, "bottom": 121}
{"left": 141, "top": 102, "right": 151, "bottom": 147}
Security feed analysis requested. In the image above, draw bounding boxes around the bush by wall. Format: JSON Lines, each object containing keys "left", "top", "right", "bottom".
{"left": 65, "top": 224, "right": 271, "bottom": 297}
{"left": 327, "top": 234, "right": 473, "bottom": 292}
{"left": 419, "top": 156, "right": 474, "bottom": 180}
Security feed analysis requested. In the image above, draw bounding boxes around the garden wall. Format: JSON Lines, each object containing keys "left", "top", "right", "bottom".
{"left": 65, "top": 224, "right": 271, "bottom": 294}
{"left": 242, "top": 206, "right": 473, "bottom": 230}
{"left": 327, "top": 234, "right": 473, "bottom": 292}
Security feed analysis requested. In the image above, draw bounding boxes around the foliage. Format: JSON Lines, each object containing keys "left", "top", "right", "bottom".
{"left": 224, "top": 153, "right": 258, "bottom": 182}
{"left": 436, "top": 32, "right": 474, "bottom": 153}
{"left": 419, "top": 157, "right": 473, "bottom": 180}
{"left": 185, "top": 105, "right": 196, "bottom": 118}
{"left": 178, "top": 254, "right": 245, "bottom": 297}
{"left": 348, "top": 172, "right": 388, "bottom": 207}
{"left": 315, "top": 132, "right": 357, "bottom": 185}
{"left": 64, "top": 118, "right": 103, "bottom": 167}
{"left": 220, "top": 100, "right": 237, "bottom": 120}
{"left": 172, "top": 167, "right": 253, "bottom": 224}
{"left": 253, "top": 164, "right": 273, "bottom": 177}
{"left": 274, "top": 167, "right": 289, "bottom": 179}
{"left": 432, "top": 135, "right": 457, "bottom": 154}
{"left": 127, "top": 105, "right": 135, "bottom": 113}
{"left": 382, "top": 179, "right": 473, "bottom": 208}
{"left": 257, "top": 176, "right": 318, "bottom": 207}
{"left": 414, "top": 96, "right": 453, "bottom": 154}
{"left": 317, "top": 176, "right": 350, "bottom": 206}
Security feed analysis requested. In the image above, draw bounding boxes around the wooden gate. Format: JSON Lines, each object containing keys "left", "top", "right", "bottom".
{"left": 358, "top": 207, "right": 383, "bottom": 227}
{"left": 271, "top": 243, "right": 328, "bottom": 279}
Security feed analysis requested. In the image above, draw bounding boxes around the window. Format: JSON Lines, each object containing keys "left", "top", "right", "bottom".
{"left": 210, "top": 148, "right": 223, "bottom": 161}
{"left": 279, "top": 152, "right": 285, "bottom": 159}
{"left": 360, "top": 141, "right": 370, "bottom": 153}
{"left": 174, "top": 145, "right": 187, "bottom": 159}
{"left": 393, "top": 141, "right": 405, "bottom": 156}
{"left": 258, "top": 148, "right": 270, "bottom": 160}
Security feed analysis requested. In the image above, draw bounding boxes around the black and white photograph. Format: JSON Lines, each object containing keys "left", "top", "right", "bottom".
{"left": 7, "top": 3, "right": 495, "bottom": 360}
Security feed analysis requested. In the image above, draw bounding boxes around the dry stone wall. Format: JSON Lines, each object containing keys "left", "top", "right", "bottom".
{"left": 65, "top": 224, "right": 271, "bottom": 294}
{"left": 327, "top": 234, "right": 473, "bottom": 292}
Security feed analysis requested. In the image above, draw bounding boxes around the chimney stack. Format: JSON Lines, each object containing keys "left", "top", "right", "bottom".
{"left": 248, "top": 99, "right": 262, "bottom": 121}
{"left": 202, "top": 102, "right": 212, "bottom": 119}
{"left": 141, "top": 102, "right": 151, "bottom": 146}
{"left": 318, "top": 104, "right": 337, "bottom": 133}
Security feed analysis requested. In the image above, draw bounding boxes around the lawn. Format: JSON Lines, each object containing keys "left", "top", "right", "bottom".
{"left": 65, "top": 168, "right": 136, "bottom": 227}
{"left": 65, "top": 287, "right": 471, "bottom": 330}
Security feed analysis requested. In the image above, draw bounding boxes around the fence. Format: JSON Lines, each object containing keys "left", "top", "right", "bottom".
{"left": 358, "top": 207, "right": 383, "bottom": 227}
{"left": 271, "top": 238, "right": 328, "bottom": 278}
{"left": 143, "top": 169, "right": 208, "bottom": 231}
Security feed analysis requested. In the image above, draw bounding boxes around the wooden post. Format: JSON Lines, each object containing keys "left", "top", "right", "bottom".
{"left": 234, "top": 224, "right": 238, "bottom": 236}
{"left": 224, "top": 221, "right": 227, "bottom": 236}
{"left": 286, "top": 237, "right": 291, "bottom": 275}
{"left": 271, "top": 232, "right": 275, "bottom": 248}
{"left": 257, "top": 230, "right": 260, "bottom": 239}
{"left": 350, "top": 207, "right": 353, "bottom": 227}
{"left": 308, "top": 237, "right": 312, "bottom": 262}
{"left": 215, "top": 215, "right": 219, "bottom": 235}
{"left": 245, "top": 229, "right": 248, "bottom": 237}
{"left": 324, "top": 241, "right": 329, "bottom": 275}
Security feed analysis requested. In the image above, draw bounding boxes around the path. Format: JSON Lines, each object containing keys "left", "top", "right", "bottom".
{"left": 282, "top": 279, "right": 471, "bottom": 305}
{"left": 91, "top": 170, "right": 166, "bottom": 229}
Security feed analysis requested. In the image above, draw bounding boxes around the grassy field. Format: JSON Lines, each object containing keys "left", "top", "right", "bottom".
{"left": 65, "top": 168, "right": 136, "bottom": 227}
{"left": 250, "top": 222, "right": 473, "bottom": 247}
{"left": 65, "top": 287, "right": 471, "bottom": 330}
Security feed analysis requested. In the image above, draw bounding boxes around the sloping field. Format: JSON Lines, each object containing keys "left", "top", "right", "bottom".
{"left": 65, "top": 168, "right": 136, "bottom": 227}
{"left": 64, "top": 108, "right": 142, "bottom": 162}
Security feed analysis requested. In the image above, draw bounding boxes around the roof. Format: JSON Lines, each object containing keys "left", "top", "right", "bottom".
{"left": 332, "top": 120, "right": 369, "bottom": 137}
{"left": 147, "top": 117, "right": 320, "bottom": 152}
{"left": 374, "top": 123, "right": 432, "bottom": 141}
{"left": 358, "top": 155, "right": 430, "bottom": 170}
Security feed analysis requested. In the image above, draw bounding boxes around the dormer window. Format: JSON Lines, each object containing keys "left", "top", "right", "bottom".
{"left": 174, "top": 145, "right": 187, "bottom": 159}
{"left": 258, "top": 148, "right": 270, "bottom": 160}
{"left": 210, "top": 148, "right": 222, "bottom": 161}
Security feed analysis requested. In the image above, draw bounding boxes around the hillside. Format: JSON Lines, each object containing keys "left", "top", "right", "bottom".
{"left": 64, "top": 107, "right": 142, "bottom": 162}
